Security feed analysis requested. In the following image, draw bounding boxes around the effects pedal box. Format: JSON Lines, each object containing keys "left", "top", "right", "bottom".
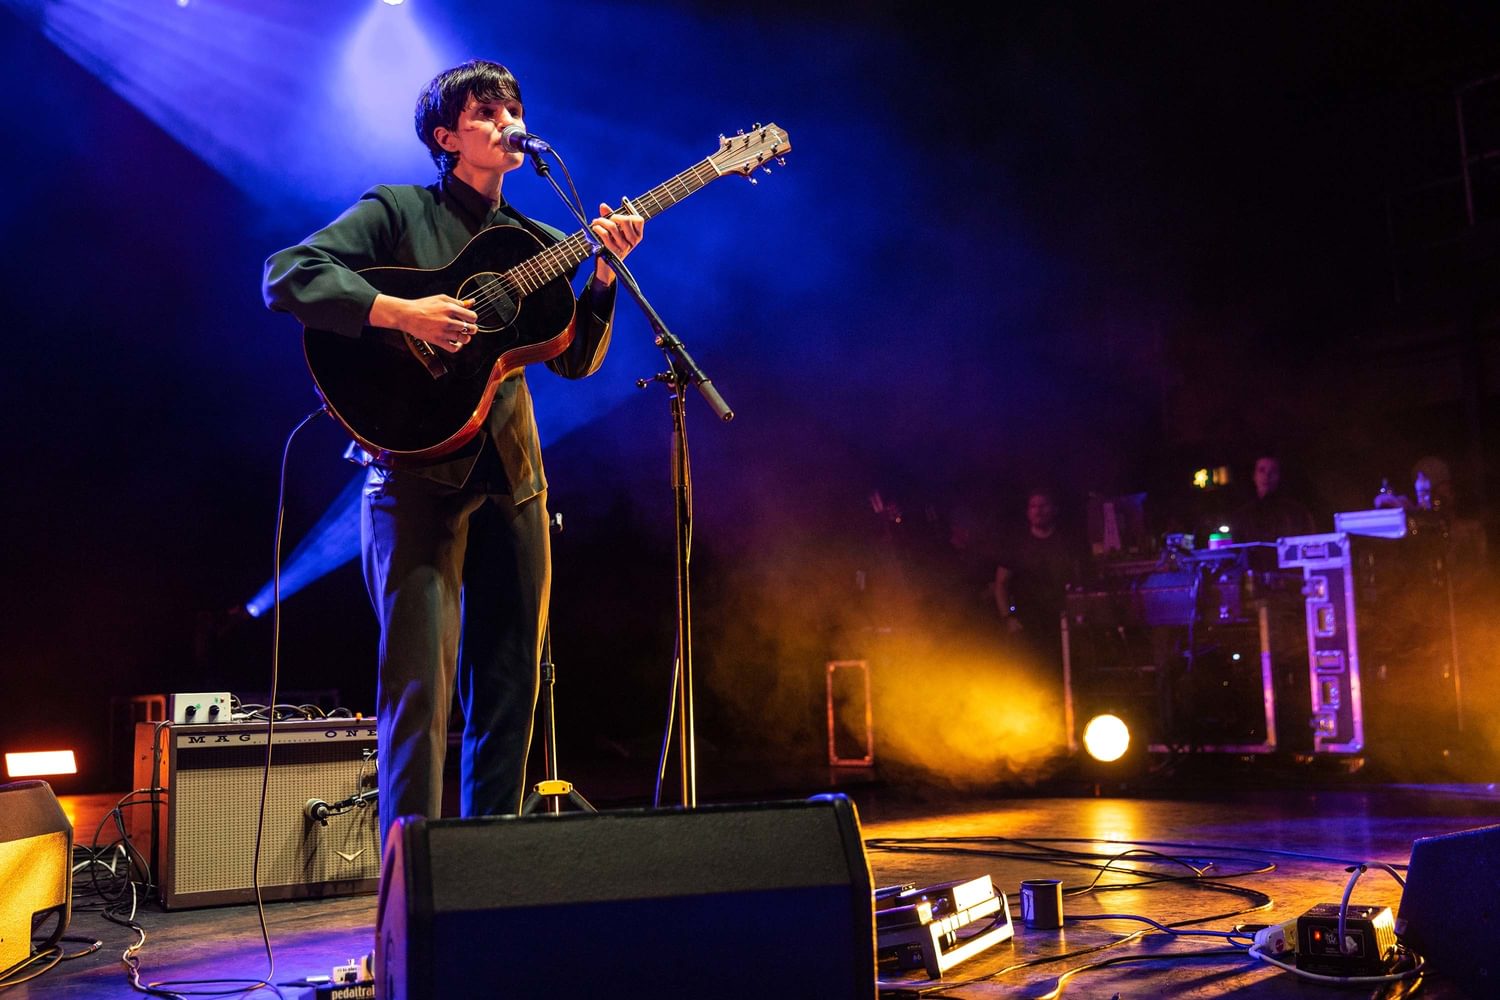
{"left": 1295, "top": 903, "right": 1397, "bottom": 976}
{"left": 875, "top": 874, "right": 1014, "bottom": 978}
{"left": 300, "top": 985, "right": 374, "bottom": 1000}
{"left": 168, "top": 691, "right": 231, "bottom": 724}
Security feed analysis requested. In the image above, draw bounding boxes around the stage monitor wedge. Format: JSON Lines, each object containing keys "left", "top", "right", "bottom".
{"left": 377, "top": 795, "right": 877, "bottom": 999}
{"left": 0, "top": 780, "right": 72, "bottom": 977}
{"left": 1395, "top": 823, "right": 1500, "bottom": 996}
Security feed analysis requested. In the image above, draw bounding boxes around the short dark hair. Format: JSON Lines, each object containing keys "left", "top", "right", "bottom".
{"left": 414, "top": 59, "right": 522, "bottom": 175}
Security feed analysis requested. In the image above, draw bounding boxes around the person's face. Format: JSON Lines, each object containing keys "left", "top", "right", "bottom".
{"left": 1027, "top": 493, "right": 1056, "bottom": 531}
{"left": 436, "top": 95, "right": 526, "bottom": 175}
{"left": 1253, "top": 458, "right": 1281, "bottom": 498}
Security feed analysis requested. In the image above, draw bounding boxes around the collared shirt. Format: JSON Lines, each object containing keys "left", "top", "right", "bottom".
{"left": 263, "top": 172, "right": 616, "bottom": 499}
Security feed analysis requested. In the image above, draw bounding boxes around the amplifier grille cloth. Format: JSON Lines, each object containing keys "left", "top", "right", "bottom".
{"left": 172, "top": 742, "right": 379, "bottom": 895}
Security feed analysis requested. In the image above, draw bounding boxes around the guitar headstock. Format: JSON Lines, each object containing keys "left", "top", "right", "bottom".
{"left": 709, "top": 123, "right": 791, "bottom": 182}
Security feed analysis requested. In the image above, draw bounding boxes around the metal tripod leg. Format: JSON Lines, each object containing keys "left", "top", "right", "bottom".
{"left": 521, "top": 622, "right": 596, "bottom": 815}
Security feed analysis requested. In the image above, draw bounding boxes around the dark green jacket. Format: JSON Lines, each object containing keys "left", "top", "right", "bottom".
{"left": 263, "top": 172, "right": 616, "bottom": 500}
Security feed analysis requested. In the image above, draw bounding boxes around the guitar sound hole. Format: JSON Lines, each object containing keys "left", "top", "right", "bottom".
{"left": 460, "top": 273, "right": 518, "bottom": 332}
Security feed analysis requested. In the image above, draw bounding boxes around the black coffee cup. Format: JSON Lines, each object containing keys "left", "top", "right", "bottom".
{"left": 1020, "top": 878, "right": 1064, "bottom": 929}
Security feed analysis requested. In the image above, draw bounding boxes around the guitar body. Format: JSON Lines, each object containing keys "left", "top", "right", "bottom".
{"left": 297, "top": 124, "right": 791, "bottom": 463}
{"left": 302, "top": 224, "right": 579, "bottom": 463}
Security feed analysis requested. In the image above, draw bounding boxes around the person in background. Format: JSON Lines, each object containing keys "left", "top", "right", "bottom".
{"left": 1228, "top": 454, "right": 1317, "bottom": 543}
{"left": 994, "top": 487, "right": 1088, "bottom": 672}
{"left": 1374, "top": 455, "right": 1488, "bottom": 566}
{"left": 1374, "top": 455, "right": 1455, "bottom": 513}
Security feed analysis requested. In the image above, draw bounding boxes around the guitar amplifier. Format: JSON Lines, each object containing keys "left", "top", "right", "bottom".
{"left": 131, "top": 719, "right": 380, "bottom": 909}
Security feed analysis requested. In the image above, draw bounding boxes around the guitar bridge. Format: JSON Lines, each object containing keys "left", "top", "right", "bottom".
{"left": 405, "top": 332, "right": 449, "bottom": 379}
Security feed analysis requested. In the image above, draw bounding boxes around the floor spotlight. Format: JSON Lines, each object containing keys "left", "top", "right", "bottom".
{"left": 1082, "top": 713, "right": 1131, "bottom": 763}
{"left": 4, "top": 750, "right": 78, "bottom": 779}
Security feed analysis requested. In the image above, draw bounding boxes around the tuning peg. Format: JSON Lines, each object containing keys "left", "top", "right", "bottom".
{"left": 747, "top": 176, "right": 758, "bottom": 185}
{"left": 761, "top": 167, "right": 772, "bottom": 175}
{"left": 776, "top": 157, "right": 787, "bottom": 166}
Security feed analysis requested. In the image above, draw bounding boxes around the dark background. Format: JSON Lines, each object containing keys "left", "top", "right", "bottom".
{"left": 4, "top": 1, "right": 1499, "bottom": 794}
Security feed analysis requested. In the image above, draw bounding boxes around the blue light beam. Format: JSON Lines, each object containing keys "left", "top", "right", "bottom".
{"left": 245, "top": 470, "right": 363, "bottom": 618}
{"left": 5, "top": 0, "right": 449, "bottom": 214}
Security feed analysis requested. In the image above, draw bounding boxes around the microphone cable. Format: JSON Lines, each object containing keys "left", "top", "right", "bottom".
{"left": 120, "top": 403, "right": 325, "bottom": 999}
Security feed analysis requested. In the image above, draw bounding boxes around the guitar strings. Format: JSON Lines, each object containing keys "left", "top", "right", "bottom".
{"left": 460, "top": 157, "right": 730, "bottom": 321}
{"left": 480, "top": 157, "right": 723, "bottom": 308}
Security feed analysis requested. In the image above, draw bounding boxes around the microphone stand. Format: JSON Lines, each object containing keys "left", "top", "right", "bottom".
{"left": 616, "top": 250, "right": 732, "bottom": 810}
{"left": 527, "top": 148, "right": 733, "bottom": 809}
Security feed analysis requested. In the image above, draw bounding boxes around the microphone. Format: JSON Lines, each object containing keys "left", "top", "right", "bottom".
{"left": 304, "top": 798, "right": 332, "bottom": 824}
{"left": 501, "top": 125, "right": 551, "bottom": 155}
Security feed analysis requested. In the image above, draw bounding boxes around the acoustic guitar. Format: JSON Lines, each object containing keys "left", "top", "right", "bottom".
{"left": 302, "top": 124, "right": 791, "bottom": 464}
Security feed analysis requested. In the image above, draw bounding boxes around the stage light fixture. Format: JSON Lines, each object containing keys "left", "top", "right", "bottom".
{"left": 1081, "top": 714, "right": 1130, "bottom": 763}
{"left": 5, "top": 750, "right": 78, "bottom": 779}
{"left": 382, "top": 0, "right": 404, "bottom": 6}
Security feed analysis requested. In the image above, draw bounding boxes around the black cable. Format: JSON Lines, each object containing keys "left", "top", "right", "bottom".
{"left": 112, "top": 406, "right": 322, "bottom": 1000}
{"left": 865, "top": 835, "right": 1277, "bottom": 890}
{"left": 872, "top": 831, "right": 1418, "bottom": 997}
{"left": 653, "top": 648, "right": 680, "bottom": 809}
{"left": 85, "top": 789, "right": 162, "bottom": 910}
{"left": 895, "top": 948, "right": 1248, "bottom": 1000}
{"left": 910, "top": 833, "right": 1408, "bottom": 874}
{"left": 868, "top": 838, "right": 1275, "bottom": 996}
{"left": 60, "top": 935, "right": 103, "bottom": 960}
{"left": 0, "top": 946, "right": 63, "bottom": 990}
{"left": 1028, "top": 946, "right": 1246, "bottom": 1000}
{"left": 528, "top": 130, "right": 686, "bottom": 811}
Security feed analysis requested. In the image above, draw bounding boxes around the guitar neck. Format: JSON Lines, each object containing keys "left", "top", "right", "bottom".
{"left": 506, "top": 157, "right": 721, "bottom": 294}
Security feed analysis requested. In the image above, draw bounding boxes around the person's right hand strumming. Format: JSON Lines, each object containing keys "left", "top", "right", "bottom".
{"left": 370, "top": 293, "right": 479, "bottom": 353}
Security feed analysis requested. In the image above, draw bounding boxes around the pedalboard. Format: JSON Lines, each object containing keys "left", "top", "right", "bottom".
{"left": 296, "top": 954, "right": 374, "bottom": 999}
{"left": 1295, "top": 902, "right": 1397, "bottom": 976}
{"left": 299, "top": 984, "right": 373, "bottom": 1000}
{"left": 876, "top": 874, "right": 1014, "bottom": 977}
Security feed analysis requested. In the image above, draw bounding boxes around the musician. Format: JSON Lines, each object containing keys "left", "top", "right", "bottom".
{"left": 1373, "top": 454, "right": 1456, "bottom": 514}
{"left": 262, "top": 59, "right": 644, "bottom": 843}
{"left": 994, "top": 487, "right": 1088, "bottom": 671}
{"left": 1228, "top": 454, "right": 1316, "bottom": 543}
{"left": 1374, "top": 454, "right": 1489, "bottom": 568}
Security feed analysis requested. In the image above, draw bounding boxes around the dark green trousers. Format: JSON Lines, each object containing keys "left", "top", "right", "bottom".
{"left": 360, "top": 465, "right": 549, "bottom": 845}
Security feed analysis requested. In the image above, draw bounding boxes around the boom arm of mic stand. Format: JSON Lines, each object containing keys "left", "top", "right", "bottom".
{"left": 523, "top": 144, "right": 732, "bottom": 420}
{"left": 595, "top": 246, "right": 734, "bottom": 421}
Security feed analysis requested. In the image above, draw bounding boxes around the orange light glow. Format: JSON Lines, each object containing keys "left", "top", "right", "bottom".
{"left": 4, "top": 750, "right": 78, "bottom": 778}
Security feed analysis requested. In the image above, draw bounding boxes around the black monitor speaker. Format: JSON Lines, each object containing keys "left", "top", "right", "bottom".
{"left": 375, "top": 795, "right": 876, "bottom": 999}
{"left": 1395, "top": 823, "right": 1500, "bottom": 996}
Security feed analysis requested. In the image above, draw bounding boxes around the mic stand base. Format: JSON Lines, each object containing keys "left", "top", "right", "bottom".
{"left": 519, "top": 618, "right": 597, "bottom": 816}
{"left": 521, "top": 779, "right": 595, "bottom": 815}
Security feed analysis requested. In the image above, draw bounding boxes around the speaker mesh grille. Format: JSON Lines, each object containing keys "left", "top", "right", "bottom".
{"left": 167, "top": 729, "right": 379, "bottom": 903}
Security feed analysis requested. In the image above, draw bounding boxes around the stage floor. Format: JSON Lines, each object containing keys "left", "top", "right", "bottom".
{"left": 14, "top": 768, "right": 1499, "bottom": 999}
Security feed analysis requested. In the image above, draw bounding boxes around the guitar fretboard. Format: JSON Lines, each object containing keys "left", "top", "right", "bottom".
{"left": 502, "top": 158, "right": 722, "bottom": 296}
